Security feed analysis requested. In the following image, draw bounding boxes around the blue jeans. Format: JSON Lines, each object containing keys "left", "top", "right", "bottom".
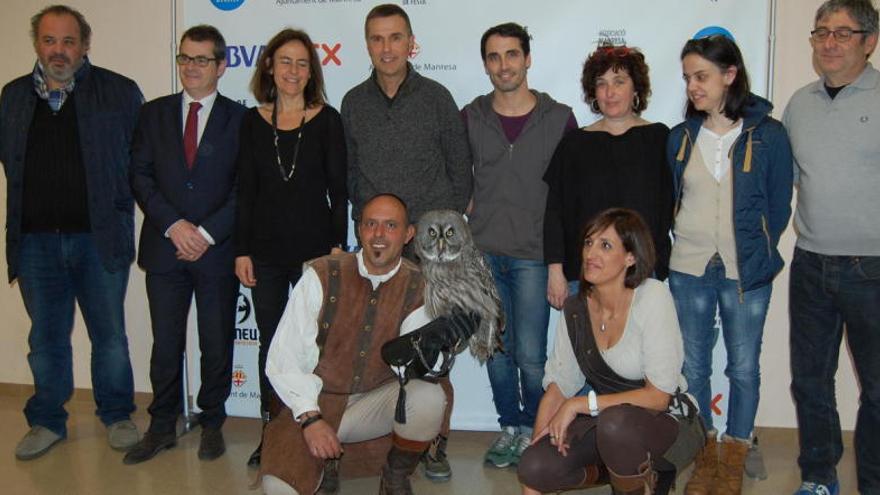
{"left": 790, "top": 248, "right": 880, "bottom": 492}
{"left": 668, "top": 256, "right": 771, "bottom": 440}
{"left": 17, "top": 233, "right": 135, "bottom": 437}
{"left": 485, "top": 254, "right": 550, "bottom": 429}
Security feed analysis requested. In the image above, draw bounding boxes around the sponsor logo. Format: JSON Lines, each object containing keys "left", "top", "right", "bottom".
{"left": 693, "top": 26, "right": 735, "bottom": 41}
{"left": 232, "top": 367, "right": 247, "bottom": 387}
{"left": 211, "top": 0, "right": 245, "bottom": 11}
{"left": 237, "top": 292, "right": 251, "bottom": 324}
{"left": 226, "top": 43, "right": 342, "bottom": 68}
{"left": 595, "top": 28, "right": 626, "bottom": 46}
{"left": 236, "top": 327, "right": 260, "bottom": 342}
{"left": 406, "top": 38, "right": 457, "bottom": 73}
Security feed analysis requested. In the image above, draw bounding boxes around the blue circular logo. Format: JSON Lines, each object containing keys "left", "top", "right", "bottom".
{"left": 211, "top": 0, "right": 245, "bottom": 11}
{"left": 693, "top": 26, "right": 735, "bottom": 42}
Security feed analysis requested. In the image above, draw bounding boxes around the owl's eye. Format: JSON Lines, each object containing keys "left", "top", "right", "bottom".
{"left": 428, "top": 227, "right": 437, "bottom": 238}
{"left": 445, "top": 228, "right": 455, "bottom": 238}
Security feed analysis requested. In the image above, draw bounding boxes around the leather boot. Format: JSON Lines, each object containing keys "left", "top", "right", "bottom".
{"left": 715, "top": 435, "right": 749, "bottom": 495}
{"left": 316, "top": 459, "right": 340, "bottom": 495}
{"left": 378, "top": 435, "right": 431, "bottom": 495}
{"left": 247, "top": 410, "right": 270, "bottom": 468}
{"left": 685, "top": 431, "right": 718, "bottom": 495}
{"left": 609, "top": 458, "right": 657, "bottom": 495}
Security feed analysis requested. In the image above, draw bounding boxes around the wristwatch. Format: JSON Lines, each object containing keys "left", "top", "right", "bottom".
{"left": 587, "top": 390, "right": 600, "bottom": 417}
{"left": 296, "top": 410, "right": 321, "bottom": 423}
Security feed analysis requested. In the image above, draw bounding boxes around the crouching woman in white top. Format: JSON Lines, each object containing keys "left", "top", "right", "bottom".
{"left": 518, "top": 208, "right": 704, "bottom": 495}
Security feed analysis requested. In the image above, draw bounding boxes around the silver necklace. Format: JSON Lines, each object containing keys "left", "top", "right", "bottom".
{"left": 271, "top": 100, "right": 306, "bottom": 182}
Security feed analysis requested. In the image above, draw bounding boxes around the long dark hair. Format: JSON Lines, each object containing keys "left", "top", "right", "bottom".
{"left": 681, "top": 35, "right": 750, "bottom": 121}
{"left": 250, "top": 29, "right": 326, "bottom": 107}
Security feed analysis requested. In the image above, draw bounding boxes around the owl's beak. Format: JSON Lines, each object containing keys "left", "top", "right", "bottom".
{"left": 438, "top": 237, "right": 445, "bottom": 252}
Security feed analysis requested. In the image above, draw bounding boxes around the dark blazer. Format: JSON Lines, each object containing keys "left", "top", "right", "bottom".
{"left": 0, "top": 60, "right": 143, "bottom": 282}
{"left": 131, "top": 92, "right": 246, "bottom": 273}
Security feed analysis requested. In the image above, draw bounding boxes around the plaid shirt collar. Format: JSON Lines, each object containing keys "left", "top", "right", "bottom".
{"left": 32, "top": 58, "right": 84, "bottom": 111}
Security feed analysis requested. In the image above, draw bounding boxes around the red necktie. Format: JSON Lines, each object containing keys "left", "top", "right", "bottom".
{"left": 184, "top": 101, "right": 202, "bottom": 169}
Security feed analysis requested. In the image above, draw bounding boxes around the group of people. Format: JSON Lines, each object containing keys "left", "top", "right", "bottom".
{"left": 1, "top": 1, "right": 878, "bottom": 495}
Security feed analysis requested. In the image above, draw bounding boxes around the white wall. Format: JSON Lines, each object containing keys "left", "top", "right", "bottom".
{"left": 0, "top": 0, "right": 871, "bottom": 430}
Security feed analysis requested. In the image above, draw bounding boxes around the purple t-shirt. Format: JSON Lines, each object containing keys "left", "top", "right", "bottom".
{"left": 497, "top": 110, "right": 578, "bottom": 143}
{"left": 460, "top": 107, "right": 578, "bottom": 143}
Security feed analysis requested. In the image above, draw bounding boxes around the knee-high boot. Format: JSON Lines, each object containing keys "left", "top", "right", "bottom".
{"left": 378, "top": 434, "right": 431, "bottom": 495}
{"left": 609, "top": 458, "right": 657, "bottom": 495}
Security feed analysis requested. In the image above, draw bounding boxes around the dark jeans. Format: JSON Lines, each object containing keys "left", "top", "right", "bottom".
{"left": 517, "top": 404, "right": 678, "bottom": 492}
{"left": 251, "top": 259, "right": 302, "bottom": 414}
{"left": 17, "top": 233, "right": 135, "bottom": 437}
{"left": 145, "top": 265, "right": 237, "bottom": 433}
{"left": 790, "top": 247, "right": 880, "bottom": 493}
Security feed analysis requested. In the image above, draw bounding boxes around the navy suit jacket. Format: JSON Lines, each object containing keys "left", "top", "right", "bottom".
{"left": 131, "top": 92, "right": 246, "bottom": 273}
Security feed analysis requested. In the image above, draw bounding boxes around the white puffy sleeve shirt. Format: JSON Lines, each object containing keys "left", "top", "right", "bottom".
{"left": 265, "top": 251, "right": 431, "bottom": 419}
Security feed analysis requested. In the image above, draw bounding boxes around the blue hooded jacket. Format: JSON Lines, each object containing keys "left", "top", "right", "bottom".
{"left": 666, "top": 94, "right": 793, "bottom": 292}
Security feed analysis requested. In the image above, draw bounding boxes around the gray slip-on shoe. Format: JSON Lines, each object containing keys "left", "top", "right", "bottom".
{"left": 15, "top": 426, "right": 63, "bottom": 461}
{"left": 107, "top": 419, "right": 140, "bottom": 451}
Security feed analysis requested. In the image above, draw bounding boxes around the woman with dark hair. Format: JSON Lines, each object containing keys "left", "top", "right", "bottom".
{"left": 234, "top": 28, "right": 347, "bottom": 467}
{"left": 543, "top": 45, "right": 673, "bottom": 310}
{"left": 667, "top": 34, "right": 792, "bottom": 494}
{"left": 519, "top": 208, "right": 702, "bottom": 495}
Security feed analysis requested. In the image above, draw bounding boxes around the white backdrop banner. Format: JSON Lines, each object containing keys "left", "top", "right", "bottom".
{"left": 184, "top": 0, "right": 771, "bottom": 431}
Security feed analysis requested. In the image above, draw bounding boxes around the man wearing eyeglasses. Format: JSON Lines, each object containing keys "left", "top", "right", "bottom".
{"left": 125, "top": 24, "right": 245, "bottom": 465}
{"left": 1, "top": 5, "right": 142, "bottom": 461}
{"left": 782, "top": 1, "right": 880, "bottom": 494}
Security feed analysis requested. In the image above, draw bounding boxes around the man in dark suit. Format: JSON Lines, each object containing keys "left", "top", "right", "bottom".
{"left": 125, "top": 24, "right": 246, "bottom": 465}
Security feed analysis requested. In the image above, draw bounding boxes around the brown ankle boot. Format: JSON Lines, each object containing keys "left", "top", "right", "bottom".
{"left": 378, "top": 435, "right": 431, "bottom": 495}
{"left": 715, "top": 435, "right": 749, "bottom": 495}
{"left": 609, "top": 458, "right": 657, "bottom": 495}
{"left": 685, "top": 432, "right": 718, "bottom": 495}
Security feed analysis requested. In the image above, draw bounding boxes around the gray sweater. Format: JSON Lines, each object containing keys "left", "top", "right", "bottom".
{"left": 341, "top": 65, "right": 472, "bottom": 222}
{"left": 463, "top": 91, "right": 573, "bottom": 260}
{"left": 783, "top": 64, "right": 880, "bottom": 255}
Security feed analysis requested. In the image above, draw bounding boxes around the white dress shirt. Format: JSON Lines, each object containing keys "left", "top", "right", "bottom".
{"left": 164, "top": 90, "right": 219, "bottom": 244}
{"left": 696, "top": 122, "right": 742, "bottom": 182}
{"left": 266, "top": 251, "right": 431, "bottom": 419}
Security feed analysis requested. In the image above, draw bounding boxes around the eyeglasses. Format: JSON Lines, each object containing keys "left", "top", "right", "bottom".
{"left": 810, "top": 27, "right": 869, "bottom": 42}
{"left": 175, "top": 54, "right": 217, "bottom": 67}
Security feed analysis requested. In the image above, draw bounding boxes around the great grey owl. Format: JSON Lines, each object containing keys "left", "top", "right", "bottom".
{"left": 414, "top": 210, "right": 504, "bottom": 363}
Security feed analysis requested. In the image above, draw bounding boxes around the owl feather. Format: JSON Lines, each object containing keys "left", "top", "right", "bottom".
{"left": 414, "top": 210, "right": 504, "bottom": 363}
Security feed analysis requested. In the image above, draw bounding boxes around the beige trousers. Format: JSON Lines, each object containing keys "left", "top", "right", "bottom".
{"left": 337, "top": 379, "right": 446, "bottom": 443}
{"left": 262, "top": 379, "right": 446, "bottom": 495}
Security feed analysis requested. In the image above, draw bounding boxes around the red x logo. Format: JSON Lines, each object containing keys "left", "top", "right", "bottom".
{"left": 318, "top": 43, "right": 341, "bottom": 66}
{"left": 711, "top": 393, "right": 723, "bottom": 415}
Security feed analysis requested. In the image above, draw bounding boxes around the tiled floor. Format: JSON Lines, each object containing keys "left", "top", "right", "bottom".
{"left": 0, "top": 395, "right": 859, "bottom": 494}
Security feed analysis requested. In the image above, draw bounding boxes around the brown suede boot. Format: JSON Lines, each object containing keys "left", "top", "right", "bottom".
{"left": 715, "top": 435, "right": 749, "bottom": 495}
{"left": 378, "top": 435, "right": 431, "bottom": 495}
{"left": 609, "top": 458, "right": 657, "bottom": 495}
{"left": 685, "top": 431, "right": 718, "bottom": 495}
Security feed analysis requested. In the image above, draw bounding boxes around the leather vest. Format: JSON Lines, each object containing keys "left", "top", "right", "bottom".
{"left": 310, "top": 253, "right": 425, "bottom": 395}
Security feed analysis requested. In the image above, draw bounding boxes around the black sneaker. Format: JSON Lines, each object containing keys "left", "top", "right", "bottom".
{"left": 123, "top": 431, "right": 177, "bottom": 465}
{"left": 198, "top": 427, "right": 226, "bottom": 461}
